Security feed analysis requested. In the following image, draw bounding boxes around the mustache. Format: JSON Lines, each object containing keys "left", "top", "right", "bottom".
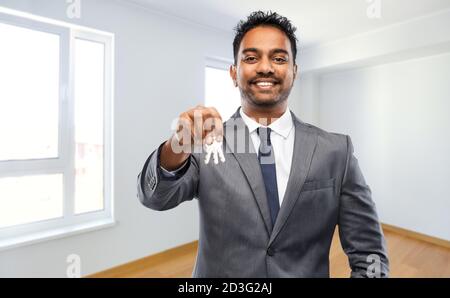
{"left": 249, "top": 75, "right": 281, "bottom": 84}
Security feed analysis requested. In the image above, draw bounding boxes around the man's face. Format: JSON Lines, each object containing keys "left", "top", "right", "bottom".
{"left": 230, "top": 26, "right": 298, "bottom": 108}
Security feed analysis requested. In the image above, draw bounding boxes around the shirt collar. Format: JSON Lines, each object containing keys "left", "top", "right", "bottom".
{"left": 239, "top": 106, "right": 294, "bottom": 139}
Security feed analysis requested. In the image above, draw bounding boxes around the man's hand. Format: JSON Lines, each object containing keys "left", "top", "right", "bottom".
{"left": 160, "top": 105, "right": 223, "bottom": 171}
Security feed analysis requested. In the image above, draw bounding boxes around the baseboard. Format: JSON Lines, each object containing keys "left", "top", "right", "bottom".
{"left": 382, "top": 223, "right": 450, "bottom": 249}
{"left": 86, "top": 240, "right": 198, "bottom": 278}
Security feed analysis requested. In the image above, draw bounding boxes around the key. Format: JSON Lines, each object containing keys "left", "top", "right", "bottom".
{"left": 204, "top": 136, "right": 225, "bottom": 165}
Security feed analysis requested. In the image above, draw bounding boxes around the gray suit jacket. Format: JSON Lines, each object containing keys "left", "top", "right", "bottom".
{"left": 137, "top": 108, "right": 389, "bottom": 277}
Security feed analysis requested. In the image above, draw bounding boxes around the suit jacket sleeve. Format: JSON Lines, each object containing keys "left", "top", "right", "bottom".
{"left": 338, "top": 135, "right": 390, "bottom": 277}
{"left": 159, "top": 159, "right": 190, "bottom": 179}
{"left": 137, "top": 141, "right": 199, "bottom": 211}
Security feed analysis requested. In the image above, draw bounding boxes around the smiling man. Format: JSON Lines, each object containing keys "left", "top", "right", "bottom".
{"left": 137, "top": 11, "right": 389, "bottom": 278}
{"left": 230, "top": 19, "right": 297, "bottom": 123}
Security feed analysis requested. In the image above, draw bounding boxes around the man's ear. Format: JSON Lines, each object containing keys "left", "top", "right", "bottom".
{"left": 230, "top": 64, "right": 237, "bottom": 87}
{"left": 293, "top": 64, "right": 298, "bottom": 81}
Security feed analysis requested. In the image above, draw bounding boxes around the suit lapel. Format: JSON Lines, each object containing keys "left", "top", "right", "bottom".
{"left": 223, "top": 108, "right": 273, "bottom": 236}
{"left": 268, "top": 113, "right": 318, "bottom": 246}
{"left": 223, "top": 108, "right": 318, "bottom": 242}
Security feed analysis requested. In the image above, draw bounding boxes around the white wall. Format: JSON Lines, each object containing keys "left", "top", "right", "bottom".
{"left": 291, "top": 8, "right": 450, "bottom": 242}
{"left": 317, "top": 53, "right": 450, "bottom": 241}
{"left": 0, "top": 0, "right": 233, "bottom": 277}
{"left": 289, "top": 74, "right": 319, "bottom": 126}
{"left": 299, "top": 9, "right": 450, "bottom": 73}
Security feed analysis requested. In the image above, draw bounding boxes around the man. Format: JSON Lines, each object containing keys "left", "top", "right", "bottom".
{"left": 137, "top": 11, "right": 389, "bottom": 277}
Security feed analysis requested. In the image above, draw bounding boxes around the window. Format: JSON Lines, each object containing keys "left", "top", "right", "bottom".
{"left": 73, "top": 38, "right": 105, "bottom": 215}
{"left": 0, "top": 11, "right": 114, "bottom": 249}
{"left": 204, "top": 58, "right": 240, "bottom": 121}
{"left": 0, "top": 22, "right": 60, "bottom": 161}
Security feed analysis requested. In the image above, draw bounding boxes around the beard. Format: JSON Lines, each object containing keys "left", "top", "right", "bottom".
{"left": 239, "top": 84, "right": 292, "bottom": 108}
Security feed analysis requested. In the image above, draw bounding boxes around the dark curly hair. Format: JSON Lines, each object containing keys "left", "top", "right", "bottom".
{"left": 233, "top": 11, "right": 298, "bottom": 65}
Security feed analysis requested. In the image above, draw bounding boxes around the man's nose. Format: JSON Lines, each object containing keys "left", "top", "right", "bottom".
{"left": 256, "top": 56, "right": 274, "bottom": 74}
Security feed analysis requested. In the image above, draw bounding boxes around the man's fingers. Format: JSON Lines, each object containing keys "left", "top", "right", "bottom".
{"left": 175, "top": 105, "right": 225, "bottom": 164}
{"left": 192, "top": 109, "right": 204, "bottom": 146}
{"left": 205, "top": 133, "right": 213, "bottom": 145}
{"left": 213, "top": 117, "right": 223, "bottom": 142}
{"left": 184, "top": 105, "right": 223, "bottom": 145}
{"left": 177, "top": 114, "right": 194, "bottom": 142}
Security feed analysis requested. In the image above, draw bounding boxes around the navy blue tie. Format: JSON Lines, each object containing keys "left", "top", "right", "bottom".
{"left": 257, "top": 127, "right": 280, "bottom": 226}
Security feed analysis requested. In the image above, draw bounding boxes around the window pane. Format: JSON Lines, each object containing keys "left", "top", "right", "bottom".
{"left": 0, "top": 174, "right": 63, "bottom": 229}
{"left": 205, "top": 66, "right": 240, "bottom": 120}
{"left": 74, "top": 38, "right": 104, "bottom": 214}
{"left": 0, "top": 22, "right": 60, "bottom": 161}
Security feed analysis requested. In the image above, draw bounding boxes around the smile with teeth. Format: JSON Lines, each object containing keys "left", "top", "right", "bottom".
{"left": 254, "top": 81, "right": 277, "bottom": 89}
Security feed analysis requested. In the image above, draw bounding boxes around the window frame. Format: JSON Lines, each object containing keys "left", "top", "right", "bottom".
{"left": 204, "top": 56, "right": 233, "bottom": 72}
{"left": 0, "top": 11, "right": 115, "bottom": 250}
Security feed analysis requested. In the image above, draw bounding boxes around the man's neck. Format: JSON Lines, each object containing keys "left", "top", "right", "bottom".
{"left": 241, "top": 102, "right": 288, "bottom": 126}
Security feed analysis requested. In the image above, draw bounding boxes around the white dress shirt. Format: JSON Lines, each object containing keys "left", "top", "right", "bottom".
{"left": 239, "top": 107, "right": 295, "bottom": 206}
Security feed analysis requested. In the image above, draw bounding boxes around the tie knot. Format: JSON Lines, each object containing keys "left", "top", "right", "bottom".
{"left": 257, "top": 127, "right": 272, "bottom": 145}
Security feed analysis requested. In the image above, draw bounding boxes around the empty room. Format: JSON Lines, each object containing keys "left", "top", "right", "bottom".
{"left": 0, "top": 0, "right": 449, "bottom": 282}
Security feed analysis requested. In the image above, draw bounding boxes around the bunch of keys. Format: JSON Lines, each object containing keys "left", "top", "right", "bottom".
{"left": 203, "top": 135, "right": 225, "bottom": 165}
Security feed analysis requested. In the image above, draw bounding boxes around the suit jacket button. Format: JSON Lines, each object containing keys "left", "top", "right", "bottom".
{"left": 267, "top": 248, "right": 275, "bottom": 256}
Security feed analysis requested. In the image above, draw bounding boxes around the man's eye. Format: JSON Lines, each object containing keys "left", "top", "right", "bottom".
{"left": 274, "top": 57, "right": 287, "bottom": 63}
{"left": 244, "top": 56, "right": 257, "bottom": 62}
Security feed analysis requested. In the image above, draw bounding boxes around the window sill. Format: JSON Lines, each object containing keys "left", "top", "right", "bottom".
{"left": 0, "top": 218, "right": 116, "bottom": 252}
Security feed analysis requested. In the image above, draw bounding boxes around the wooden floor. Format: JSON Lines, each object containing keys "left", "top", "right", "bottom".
{"left": 90, "top": 228, "right": 450, "bottom": 278}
